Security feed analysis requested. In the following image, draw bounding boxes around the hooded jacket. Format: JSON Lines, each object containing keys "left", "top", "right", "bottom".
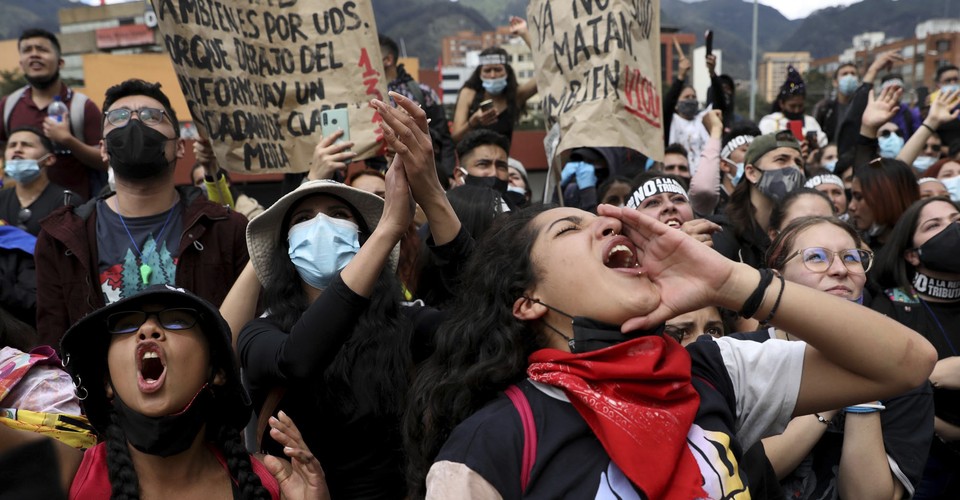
{"left": 34, "top": 186, "right": 249, "bottom": 349}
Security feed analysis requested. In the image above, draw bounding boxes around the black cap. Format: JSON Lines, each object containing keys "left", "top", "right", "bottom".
{"left": 60, "top": 285, "right": 250, "bottom": 434}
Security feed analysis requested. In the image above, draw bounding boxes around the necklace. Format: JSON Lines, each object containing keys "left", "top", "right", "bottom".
{"left": 114, "top": 196, "right": 178, "bottom": 285}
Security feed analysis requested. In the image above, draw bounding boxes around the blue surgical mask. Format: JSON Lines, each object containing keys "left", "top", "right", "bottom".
{"left": 4, "top": 157, "right": 46, "bottom": 184}
{"left": 942, "top": 176, "right": 960, "bottom": 203}
{"left": 724, "top": 159, "right": 744, "bottom": 185}
{"left": 913, "top": 155, "right": 937, "bottom": 173}
{"left": 287, "top": 212, "right": 361, "bottom": 290}
{"left": 838, "top": 75, "right": 859, "bottom": 96}
{"left": 942, "top": 84, "right": 960, "bottom": 94}
{"left": 878, "top": 133, "right": 904, "bottom": 159}
{"left": 482, "top": 76, "right": 508, "bottom": 96}
{"left": 823, "top": 160, "right": 838, "bottom": 173}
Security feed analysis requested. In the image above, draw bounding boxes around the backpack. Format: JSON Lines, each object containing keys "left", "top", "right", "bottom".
{"left": 2, "top": 85, "right": 88, "bottom": 143}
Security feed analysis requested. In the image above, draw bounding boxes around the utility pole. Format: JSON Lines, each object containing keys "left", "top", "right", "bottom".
{"left": 750, "top": 0, "right": 758, "bottom": 121}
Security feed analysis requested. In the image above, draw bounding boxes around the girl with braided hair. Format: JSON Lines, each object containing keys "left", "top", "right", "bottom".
{"left": 0, "top": 285, "right": 327, "bottom": 499}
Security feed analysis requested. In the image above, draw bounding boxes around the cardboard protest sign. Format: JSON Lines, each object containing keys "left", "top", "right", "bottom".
{"left": 152, "top": 0, "right": 387, "bottom": 173}
{"left": 527, "top": 0, "right": 664, "bottom": 161}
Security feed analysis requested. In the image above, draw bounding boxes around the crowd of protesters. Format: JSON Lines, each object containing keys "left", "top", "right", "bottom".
{"left": 1, "top": 20, "right": 960, "bottom": 500}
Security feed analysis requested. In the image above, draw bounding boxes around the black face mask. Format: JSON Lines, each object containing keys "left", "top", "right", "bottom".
{"left": 916, "top": 222, "right": 960, "bottom": 274}
{"left": 464, "top": 174, "right": 508, "bottom": 194}
{"left": 526, "top": 297, "right": 665, "bottom": 354}
{"left": 112, "top": 384, "right": 211, "bottom": 457}
{"left": 105, "top": 120, "right": 175, "bottom": 180}
{"left": 782, "top": 110, "right": 804, "bottom": 121}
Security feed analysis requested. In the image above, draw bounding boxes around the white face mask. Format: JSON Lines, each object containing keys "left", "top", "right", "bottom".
{"left": 287, "top": 212, "right": 361, "bottom": 290}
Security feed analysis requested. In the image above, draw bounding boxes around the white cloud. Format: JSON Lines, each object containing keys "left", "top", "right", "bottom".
{"left": 757, "top": 0, "right": 862, "bottom": 20}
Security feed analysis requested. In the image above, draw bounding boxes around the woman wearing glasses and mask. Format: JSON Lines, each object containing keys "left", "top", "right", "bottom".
{"left": 0, "top": 285, "right": 326, "bottom": 499}
{"left": 748, "top": 216, "right": 934, "bottom": 499}
{"left": 871, "top": 196, "right": 960, "bottom": 498}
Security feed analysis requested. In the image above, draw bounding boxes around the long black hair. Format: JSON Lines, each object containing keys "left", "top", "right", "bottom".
{"left": 103, "top": 409, "right": 270, "bottom": 500}
{"left": 260, "top": 198, "right": 413, "bottom": 419}
{"left": 403, "top": 204, "right": 551, "bottom": 498}
{"left": 461, "top": 47, "right": 524, "bottom": 121}
{"left": 873, "top": 196, "right": 960, "bottom": 291}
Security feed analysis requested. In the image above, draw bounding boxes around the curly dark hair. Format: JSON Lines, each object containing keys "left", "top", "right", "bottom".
{"left": 403, "top": 204, "right": 551, "bottom": 498}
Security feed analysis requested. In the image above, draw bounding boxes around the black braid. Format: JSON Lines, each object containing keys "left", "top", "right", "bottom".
{"left": 213, "top": 422, "right": 271, "bottom": 500}
{"left": 104, "top": 411, "right": 141, "bottom": 500}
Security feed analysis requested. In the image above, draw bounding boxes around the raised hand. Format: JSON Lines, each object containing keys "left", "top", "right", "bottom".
{"left": 42, "top": 111, "right": 72, "bottom": 144}
{"left": 925, "top": 88, "right": 960, "bottom": 129}
{"left": 860, "top": 85, "right": 903, "bottom": 137}
{"left": 508, "top": 16, "right": 528, "bottom": 38}
{"left": 674, "top": 37, "right": 691, "bottom": 81}
{"left": 597, "top": 204, "right": 737, "bottom": 331}
{"left": 701, "top": 109, "right": 723, "bottom": 137}
{"left": 379, "top": 151, "right": 415, "bottom": 240}
{"left": 372, "top": 91, "right": 444, "bottom": 204}
{"left": 262, "top": 411, "right": 330, "bottom": 500}
{"left": 679, "top": 218, "right": 721, "bottom": 247}
{"left": 193, "top": 137, "right": 219, "bottom": 176}
{"left": 307, "top": 129, "right": 355, "bottom": 181}
{"left": 705, "top": 53, "right": 717, "bottom": 76}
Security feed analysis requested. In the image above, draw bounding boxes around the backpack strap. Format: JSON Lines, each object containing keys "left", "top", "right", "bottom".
{"left": 505, "top": 384, "right": 537, "bottom": 493}
{"left": 2, "top": 86, "right": 29, "bottom": 137}
{"left": 68, "top": 92, "right": 88, "bottom": 144}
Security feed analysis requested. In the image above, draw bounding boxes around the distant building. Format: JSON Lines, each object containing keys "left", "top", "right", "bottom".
{"left": 811, "top": 19, "right": 960, "bottom": 91}
{"left": 758, "top": 52, "right": 811, "bottom": 103}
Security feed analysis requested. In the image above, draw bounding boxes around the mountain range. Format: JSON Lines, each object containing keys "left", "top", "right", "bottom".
{"left": 1, "top": 0, "right": 954, "bottom": 80}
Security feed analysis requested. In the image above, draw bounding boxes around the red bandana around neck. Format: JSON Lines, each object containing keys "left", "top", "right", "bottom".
{"left": 527, "top": 335, "right": 705, "bottom": 500}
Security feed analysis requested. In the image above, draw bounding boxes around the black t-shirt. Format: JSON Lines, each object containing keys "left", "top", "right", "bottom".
{"left": 95, "top": 198, "right": 183, "bottom": 304}
{"left": 0, "top": 182, "right": 73, "bottom": 236}
{"left": 871, "top": 290, "right": 960, "bottom": 426}
{"left": 431, "top": 337, "right": 805, "bottom": 499}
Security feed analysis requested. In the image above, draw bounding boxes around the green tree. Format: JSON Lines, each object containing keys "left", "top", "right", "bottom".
{"left": 0, "top": 69, "right": 26, "bottom": 97}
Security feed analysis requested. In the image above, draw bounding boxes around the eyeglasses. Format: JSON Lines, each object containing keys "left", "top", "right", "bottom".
{"left": 878, "top": 129, "right": 902, "bottom": 138}
{"left": 104, "top": 107, "right": 167, "bottom": 128}
{"left": 784, "top": 247, "right": 873, "bottom": 274}
{"left": 106, "top": 308, "right": 201, "bottom": 334}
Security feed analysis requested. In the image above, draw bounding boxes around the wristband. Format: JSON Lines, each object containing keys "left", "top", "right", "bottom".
{"left": 760, "top": 272, "right": 785, "bottom": 325}
{"left": 921, "top": 122, "right": 936, "bottom": 134}
{"left": 844, "top": 402, "right": 885, "bottom": 414}
{"left": 740, "top": 269, "right": 774, "bottom": 318}
{"left": 815, "top": 413, "right": 832, "bottom": 425}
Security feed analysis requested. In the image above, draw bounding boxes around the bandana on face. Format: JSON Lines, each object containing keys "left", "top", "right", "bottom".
{"left": 625, "top": 178, "right": 689, "bottom": 209}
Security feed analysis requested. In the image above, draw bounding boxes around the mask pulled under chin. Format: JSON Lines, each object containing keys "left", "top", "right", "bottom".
{"left": 112, "top": 384, "right": 211, "bottom": 457}
{"left": 529, "top": 297, "right": 665, "bottom": 353}
{"left": 106, "top": 120, "right": 175, "bottom": 180}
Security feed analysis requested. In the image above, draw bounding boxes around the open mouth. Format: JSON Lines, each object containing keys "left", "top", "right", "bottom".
{"left": 664, "top": 218, "right": 682, "bottom": 229}
{"left": 603, "top": 237, "right": 638, "bottom": 269}
{"left": 136, "top": 343, "right": 167, "bottom": 393}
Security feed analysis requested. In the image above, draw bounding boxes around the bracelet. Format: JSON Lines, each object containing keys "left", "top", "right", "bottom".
{"left": 815, "top": 413, "right": 832, "bottom": 425}
{"left": 845, "top": 402, "right": 885, "bottom": 414}
{"left": 761, "top": 272, "right": 785, "bottom": 325}
{"left": 740, "top": 269, "right": 774, "bottom": 318}
{"left": 921, "top": 122, "right": 936, "bottom": 134}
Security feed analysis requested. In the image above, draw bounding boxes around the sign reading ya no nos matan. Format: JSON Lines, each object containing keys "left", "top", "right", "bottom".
{"left": 152, "top": 0, "right": 388, "bottom": 173}
{"left": 527, "top": 0, "right": 664, "bottom": 162}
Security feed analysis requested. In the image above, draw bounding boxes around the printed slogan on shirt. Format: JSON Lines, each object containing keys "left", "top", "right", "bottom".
{"left": 527, "top": 0, "right": 664, "bottom": 161}
{"left": 151, "top": 0, "right": 388, "bottom": 173}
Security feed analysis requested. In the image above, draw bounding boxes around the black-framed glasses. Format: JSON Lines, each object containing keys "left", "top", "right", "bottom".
{"left": 106, "top": 308, "right": 201, "bottom": 334}
{"left": 784, "top": 247, "right": 873, "bottom": 274}
{"left": 104, "top": 107, "right": 167, "bottom": 128}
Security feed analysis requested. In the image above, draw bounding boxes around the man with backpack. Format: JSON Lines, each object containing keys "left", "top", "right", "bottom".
{"left": 1, "top": 28, "right": 105, "bottom": 199}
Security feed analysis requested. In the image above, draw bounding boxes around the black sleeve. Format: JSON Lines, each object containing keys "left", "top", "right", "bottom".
{"left": 853, "top": 134, "right": 879, "bottom": 171}
{"left": 0, "top": 251, "right": 36, "bottom": 325}
{"left": 662, "top": 78, "right": 685, "bottom": 147}
{"left": 880, "top": 382, "right": 935, "bottom": 492}
{"left": 709, "top": 73, "right": 732, "bottom": 126}
{"left": 837, "top": 83, "right": 871, "bottom": 156}
{"left": 426, "top": 103, "right": 456, "bottom": 180}
{"left": 425, "top": 226, "right": 475, "bottom": 300}
{"left": 238, "top": 273, "right": 370, "bottom": 389}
